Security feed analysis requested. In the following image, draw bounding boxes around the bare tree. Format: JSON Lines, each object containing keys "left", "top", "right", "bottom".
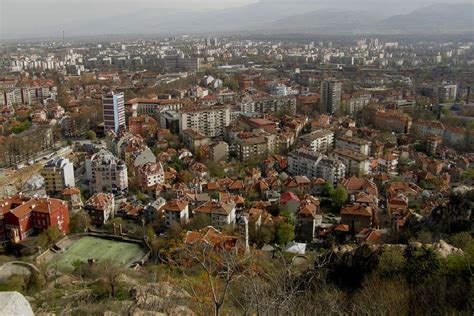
{"left": 177, "top": 243, "right": 249, "bottom": 316}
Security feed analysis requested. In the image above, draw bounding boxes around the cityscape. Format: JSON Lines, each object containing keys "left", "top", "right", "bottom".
{"left": 0, "top": 0, "right": 473, "bottom": 315}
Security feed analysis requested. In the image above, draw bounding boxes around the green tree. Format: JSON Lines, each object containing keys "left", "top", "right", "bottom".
{"left": 224, "top": 77, "right": 239, "bottom": 91}
{"left": 377, "top": 247, "right": 406, "bottom": 278}
{"left": 331, "top": 185, "right": 348, "bottom": 209}
{"left": 405, "top": 246, "right": 441, "bottom": 284}
{"left": 275, "top": 222, "right": 295, "bottom": 246}
{"left": 209, "top": 163, "right": 226, "bottom": 178}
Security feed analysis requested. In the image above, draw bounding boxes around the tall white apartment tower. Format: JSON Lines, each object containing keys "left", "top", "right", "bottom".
{"left": 103, "top": 91, "right": 126, "bottom": 133}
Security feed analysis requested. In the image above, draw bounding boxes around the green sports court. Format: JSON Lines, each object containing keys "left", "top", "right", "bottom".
{"left": 49, "top": 236, "right": 145, "bottom": 272}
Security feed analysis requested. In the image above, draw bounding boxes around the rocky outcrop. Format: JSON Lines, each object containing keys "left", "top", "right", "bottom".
{"left": 130, "top": 282, "right": 192, "bottom": 315}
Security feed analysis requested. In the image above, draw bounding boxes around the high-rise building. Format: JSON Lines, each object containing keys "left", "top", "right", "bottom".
{"left": 103, "top": 91, "right": 126, "bottom": 133}
{"left": 41, "top": 157, "right": 75, "bottom": 194}
{"left": 320, "top": 80, "right": 342, "bottom": 114}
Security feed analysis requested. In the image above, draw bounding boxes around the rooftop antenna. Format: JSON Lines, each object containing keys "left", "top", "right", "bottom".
{"left": 62, "top": 30, "right": 65, "bottom": 44}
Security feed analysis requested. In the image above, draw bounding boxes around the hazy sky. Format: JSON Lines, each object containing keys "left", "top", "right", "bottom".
{"left": 1, "top": 0, "right": 258, "bottom": 10}
{"left": 1, "top": 0, "right": 470, "bottom": 39}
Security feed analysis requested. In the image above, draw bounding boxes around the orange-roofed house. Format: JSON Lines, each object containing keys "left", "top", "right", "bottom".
{"left": 61, "top": 187, "right": 83, "bottom": 212}
{"left": 84, "top": 193, "right": 115, "bottom": 226}
{"left": 295, "top": 196, "right": 321, "bottom": 241}
{"left": 161, "top": 200, "right": 189, "bottom": 228}
{"left": 193, "top": 201, "right": 236, "bottom": 230}
{"left": 340, "top": 204, "right": 374, "bottom": 233}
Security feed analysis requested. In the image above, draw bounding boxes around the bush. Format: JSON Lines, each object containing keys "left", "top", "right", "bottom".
{"left": 377, "top": 247, "right": 406, "bottom": 278}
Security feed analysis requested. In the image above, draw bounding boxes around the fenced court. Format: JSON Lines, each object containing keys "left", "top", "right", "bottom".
{"left": 49, "top": 236, "right": 145, "bottom": 272}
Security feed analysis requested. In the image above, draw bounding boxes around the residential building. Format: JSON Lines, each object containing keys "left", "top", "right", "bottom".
{"left": 61, "top": 187, "right": 83, "bottom": 213}
{"left": 86, "top": 149, "right": 128, "bottom": 196}
{"left": 288, "top": 148, "right": 346, "bottom": 185}
{"left": 295, "top": 196, "right": 322, "bottom": 241}
{"left": 333, "top": 148, "right": 370, "bottom": 177}
{"left": 179, "top": 106, "right": 230, "bottom": 138}
{"left": 0, "top": 194, "right": 69, "bottom": 243}
{"left": 340, "top": 204, "right": 374, "bottom": 233}
{"left": 438, "top": 81, "right": 457, "bottom": 102}
{"left": 344, "top": 93, "right": 371, "bottom": 115}
{"left": 84, "top": 193, "right": 115, "bottom": 225}
{"left": 137, "top": 162, "right": 165, "bottom": 191}
{"left": 378, "top": 153, "right": 399, "bottom": 174}
{"left": 163, "top": 55, "right": 202, "bottom": 72}
{"left": 372, "top": 108, "right": 412, "bottom": 134}
{"left": 182, "top": 128, "right": 211, "bottom": 152}
{"left": 41, "top": 157, "right": 75, "bottom": 194}
{"left": 128, "top": 115, "right": 158, "bottom": 138}
{"left": 103, "top": 91, "right": 126, "bottom": 134}
{"left": 125, "top": 98, "right": 183, "bottom": 117}
{"left": 320, "top": 80, "right": 342, "bottom": 114}
{"left": 193, "top": 201, "right": 236, "bottom": 230}
{"left": 236, "top": 136, "right": 268, "bottom": 162}
{"left": 253, "top": 95, "right": 297, "bottom": 115}
{"left": 209, "top": 141, "right": 229, "bottom": 163}
{"left": 299, "top": 129, "right": 334, "bottom": 153}
{"left": 161, "top": 200, "right": 189, "bottom": 227}
{"left": 335, "top": 135, "right": 371, "bottom": 156}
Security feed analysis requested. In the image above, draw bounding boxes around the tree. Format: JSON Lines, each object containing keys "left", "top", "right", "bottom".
{"left": 331, "top": 185, "right": 348, "bottom": 209}
{"left": 405, "top": 246, "right": 441, "bottom": 285}
{"left": 275, "top": 222, "right": 295, "bottom": 246}
{"left": 36, "top": 226, "right": 62, "bottom": 249}
{"left": 223, "top": 77, "right": 239, "bottom": 91}
{"left": 178, "top": 242, "right": 249, "bottom": 316}
{"left": 92, "top": 259, "right": 124, "bottom": 298}
{"left": 376, "top": 246, "right": 406, "bottom": 278}
{"left": 209, "top": 163, "right": 226, "bottom": 179}
{"left": 69, "top": 211, "right": 91, "bottom": 233}
{"left": 186, "top": 213, "right": 212, "bottom": 231}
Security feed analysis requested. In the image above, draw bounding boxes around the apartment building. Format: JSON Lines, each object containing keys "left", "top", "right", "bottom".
{"left": 86, "top": 149, "right": 128, "bottom": 196}
{"left": 179, "top": 106, "right": 230, "bottom": 138}
{"left": 288, "top": 148, "right": 346, "bottom": 185}
{"left": 253, "top": 95, "right": 297, "bottom": 115}
{"left": 236, "top": 136, "right": 268, "bottom": 162}
{"left": 299, "top": 129, "right": 334, "bottom": 153}
{"left": 335, "top": 135, "right": 371, "bottom": 156}
{"left": 371, "top": 108, "right": 412, "bottom": 134}
{"left": 125, "top": 98, "right": 183, "bottom": 118}
{"left": 137, "top": 162, "right": 165, "bottom": 191}
{"left": 438, "top": 81, "right": 457, "bottom": 103}
{"left": 41, "top": 157, "right": 75, "bottom": 194}
{"left": 333, "top": 148, "right": 370, "bottom": 177}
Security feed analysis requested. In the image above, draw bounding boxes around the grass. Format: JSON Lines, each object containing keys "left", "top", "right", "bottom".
{"left": 50, "top": 236, "right": 145, "bottom": 272}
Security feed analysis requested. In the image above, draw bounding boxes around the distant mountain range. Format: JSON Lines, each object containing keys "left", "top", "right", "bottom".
{"left": 2, "top": 1, "right": 473, "bottom": 39}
